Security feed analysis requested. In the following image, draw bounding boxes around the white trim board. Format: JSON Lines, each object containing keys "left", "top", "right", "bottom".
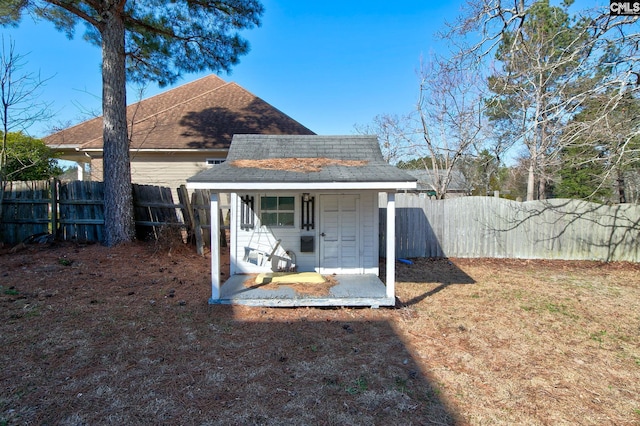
{"left": 187, "top": 181, "right": 417, "bottom": 191}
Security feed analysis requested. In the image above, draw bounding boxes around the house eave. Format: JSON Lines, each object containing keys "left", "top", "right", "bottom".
{"left": 186, "top": 181, "right": 417, "bottom": 191}
{"left": 53, "top": 144, "right": 82, "bottom": 150}
{"left": 72, "top": 148, "right": 228, "bottom": 153}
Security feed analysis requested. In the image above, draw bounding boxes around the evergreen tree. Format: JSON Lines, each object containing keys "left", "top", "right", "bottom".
{"left": 561, "top": 91, "right": 640, "bottom": 203}
{"left": 554, "top": 144, "right": 610, "bottom": 202}
{"left": 0, "top": 1, "right": 263, "bottom": 245}
{"left": 459, "top": 150, "right": 506, "bottom": 196}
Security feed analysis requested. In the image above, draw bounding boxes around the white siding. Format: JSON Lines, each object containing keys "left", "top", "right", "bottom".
{"left": 231, "top": 192, "right": 303, "bottom": 274}
{"left": 230, "top": 190, "right": 380, "bottom": 275}
{"left": 359, "top": 191, "right": 379, "bottom": 273}
{"left": 131, "top": 160, "right": 207, "bottom": 189}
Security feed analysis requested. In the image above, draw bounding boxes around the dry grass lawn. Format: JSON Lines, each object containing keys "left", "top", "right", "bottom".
{"left": 0, "top": 241, "right": 639, "bottom": 425}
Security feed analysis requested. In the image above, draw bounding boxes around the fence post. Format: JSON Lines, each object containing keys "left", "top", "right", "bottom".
{"left": 385, "top": 192, "right": 396, "bottom": 299}
{"left": 193, "top": 190, "right": 205, "bottom": 255}
{"left": 178, "top": 184, "right": 195, "bottom": 241}
{"left": 50, "top": 178, "right": 58, "bottom": 238}
{"left": 210, "top": 193, "right": 221, "bottom": 301}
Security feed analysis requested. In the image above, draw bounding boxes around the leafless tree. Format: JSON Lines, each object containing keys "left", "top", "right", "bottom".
{"left": 0, "top": 39, "right": 52, "bottom": 216}
{"left": 358, "top": 53, "right": 488, "bottom": 199}
{"left": 354, "top": 113, "right": 408, "bottom": 165}
{"left": 445, "top": 0, "right": 640, "bottom": 202}
{"left": 0, "top": 39, "right": 51, "bottom": 161}
{"left": 411, "top": 55, "right": 486, "bottom": 199}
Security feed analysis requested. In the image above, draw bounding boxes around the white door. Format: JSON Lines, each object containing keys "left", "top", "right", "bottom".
{"left": 319, "top": 195, "right": 361, "bottom": 274}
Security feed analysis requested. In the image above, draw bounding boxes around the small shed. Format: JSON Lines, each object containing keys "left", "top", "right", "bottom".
{"left": 187, "top": 135, "right": 416, "bottom": 307}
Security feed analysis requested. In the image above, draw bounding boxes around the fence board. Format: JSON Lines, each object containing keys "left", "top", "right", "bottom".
{"left": 178, "top": 185, "right": 196, "bottom": 243}
{"left": 1, "top": 180, "right": 198, "bottom": 246}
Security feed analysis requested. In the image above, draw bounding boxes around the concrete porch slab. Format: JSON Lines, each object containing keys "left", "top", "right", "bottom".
{"left": 210, "top": 274, "right": 395, "bottom": 308}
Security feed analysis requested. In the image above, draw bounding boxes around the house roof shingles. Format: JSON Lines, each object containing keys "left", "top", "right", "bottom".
{"left": 44, "top": 75, "right": 315, "bottom": 151}
{"left": 187, "top": 135, "right": 417, "bottom": 190}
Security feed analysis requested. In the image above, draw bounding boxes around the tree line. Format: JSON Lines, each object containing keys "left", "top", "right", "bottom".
{"left": 358, "top": 0, "right": 640, "bottom": 204}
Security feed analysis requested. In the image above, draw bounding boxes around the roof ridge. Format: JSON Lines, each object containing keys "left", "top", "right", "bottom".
{"left": 225, "top": 83, "right": 316, "bottom": 135}
{"left": 131, "top": 74, "right": 226, "bottom": 106}
{"left": 125, "top": 75, "right": 228, "bottom": 125}
{"left": 80, "top": 82, "right": 231, "bottom": 148}
{"left": 126, "top": 80, "right": 315, "bottom": 135}
{"left": 80, "top": 80, "right": 233, "bottom": 148}
{"left": 47, "top": 74, "right": 316, "bottom": 151}
{"left": 48, "top": 74, "right": 226, "bottom": 145}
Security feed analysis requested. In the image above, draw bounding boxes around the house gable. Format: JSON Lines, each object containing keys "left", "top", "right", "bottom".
{"left": 44, "top": 75, "right": 315, "bottom": 153}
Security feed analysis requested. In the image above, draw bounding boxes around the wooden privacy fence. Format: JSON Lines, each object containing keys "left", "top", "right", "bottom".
{"left": 0, "top": 180, "right": 216, "bottom": 253}
{"left": 380, "top": 194, "right": 640, "bottom": 262}
{"left": 0, "top": 181, "right": 51, "bottom": 244}
{"left": 4, "top": 183, "right": 638, "bottom": 262}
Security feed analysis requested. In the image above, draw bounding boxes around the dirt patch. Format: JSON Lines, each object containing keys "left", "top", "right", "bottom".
{"left": 1, "top": 241, "right": 639, "bottom": 425}
{"left": 242, "top": 273, "right": 338, "bottom": 296}
{"left": 231, "top": 157, "right": 368, "bottom": 173}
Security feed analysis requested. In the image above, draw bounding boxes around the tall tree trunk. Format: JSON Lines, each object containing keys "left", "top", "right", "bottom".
{"left": 526, "top": 160, "right": 536, "bottom": 201}
{"left": 617, "top": 169, "right": 627, "bottom": 204}
{"left": 538, "top": 177, "right": 546, "bottom": 200}
{"left": 101, "top": 8, "right": 134, "bottom": 246}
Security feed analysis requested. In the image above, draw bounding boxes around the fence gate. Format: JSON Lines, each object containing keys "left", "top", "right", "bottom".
{"left": 58, "top": 180, "right": 105, "bottom": 242}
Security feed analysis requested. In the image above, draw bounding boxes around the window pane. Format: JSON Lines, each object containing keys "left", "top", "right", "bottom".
{"left": 260, "top": 196, "right": 295, "bottom": 227}
{"left": 261, "top": 196, "right": 277, "bottom": 210}
{"left": 278, "top": 196, "right": 295, "bottom": 211}
{"left": 279, "top": 213, "right": 294, "bottom": 227}
{"left": 261, "top": 212, "right": 277, "bottom": 226}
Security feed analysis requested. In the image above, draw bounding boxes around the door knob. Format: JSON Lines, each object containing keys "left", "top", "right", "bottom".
{"left": 321, "top": 232, "right": 326, "bottom": 237}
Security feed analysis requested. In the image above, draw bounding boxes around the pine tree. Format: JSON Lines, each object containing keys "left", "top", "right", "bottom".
{"left": 0, "top": 1, "right": 263, "bottom": 245}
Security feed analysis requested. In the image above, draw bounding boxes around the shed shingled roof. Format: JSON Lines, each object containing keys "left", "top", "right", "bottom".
{"left": 44, "top": 75, "right": 315, "bottom": 151}
{"left": 187, "top": 135, "right": 418, "bottom": 185}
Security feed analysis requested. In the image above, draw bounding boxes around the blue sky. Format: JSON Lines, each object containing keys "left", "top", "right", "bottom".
{"left": 3, "top": 0, "right": 462, "bottom": 138}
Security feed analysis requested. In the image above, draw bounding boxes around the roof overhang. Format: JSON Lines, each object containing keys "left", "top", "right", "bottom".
{"left": 62, "top": 148, "right": 228, "bottom": 153}
{"left": 52, "top": 144, "right": 82, "bottom": 150}
{"left": 186, "top": 181, "right": 417, "bottom": 191}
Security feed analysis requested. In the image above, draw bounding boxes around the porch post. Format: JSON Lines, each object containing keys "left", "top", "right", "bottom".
{"left": 385, "top": 192, "right": 396, "bottom": 299}
{"left": 210, "top": 193, "right": 221, "bottom": 302}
